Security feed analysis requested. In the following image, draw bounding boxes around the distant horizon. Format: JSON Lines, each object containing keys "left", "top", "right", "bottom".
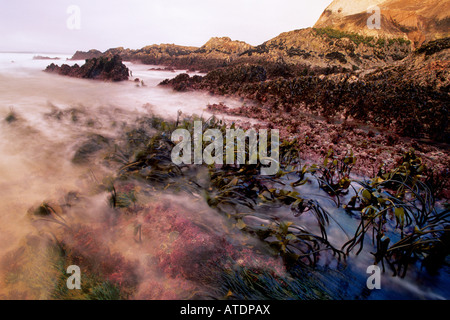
{"left": 0, "top": 50, "right": 73, "bottom": 55}
{"left": 0, "top": 0, "right": 332, "bottom": 53}
{"left": 0, "top": 25, "right": 318, "bottom": 56}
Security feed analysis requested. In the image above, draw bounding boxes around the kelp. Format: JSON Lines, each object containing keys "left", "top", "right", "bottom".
{"left": 16, "top": 115, "right": 448, "bottom": 301}
{"left": 342, "top": 149, "right": 450, "bottom": 276}
{"left": 109, "top": 115, "right": 345, "bottom": 266}
{"left": 107, "top": 115, "right": 449, "bottom": 276}
{"left": 309, "top": 149, "right": 355, "bottom": 206}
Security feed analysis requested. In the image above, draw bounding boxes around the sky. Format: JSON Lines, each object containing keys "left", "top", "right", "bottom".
{"left": 0, "top": 0, "right": 333, "bottom": 53}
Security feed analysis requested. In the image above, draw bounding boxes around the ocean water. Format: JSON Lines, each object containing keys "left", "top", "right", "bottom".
{"left": 0, "top": 52, "right": 448, "bottom": 300}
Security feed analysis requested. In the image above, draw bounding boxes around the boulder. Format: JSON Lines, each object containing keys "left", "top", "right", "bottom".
{"left": 45, "top": 55, "right": 129, "bottom": 82}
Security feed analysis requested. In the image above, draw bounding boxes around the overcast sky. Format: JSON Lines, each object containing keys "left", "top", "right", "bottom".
{"left": 0, "top": 0, "right": 333, "bottom": 53}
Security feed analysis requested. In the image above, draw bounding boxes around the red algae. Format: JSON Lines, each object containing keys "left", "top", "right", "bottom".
{"left": 207, "top": 102, "right": 450, "bottom": 198}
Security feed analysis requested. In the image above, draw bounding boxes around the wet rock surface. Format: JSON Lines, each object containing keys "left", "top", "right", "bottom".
{"left": 160, "top": 46, "right": 449, "bottom": 143}
{"left": 45, "top": 55, "right": 130, "bottom": 81}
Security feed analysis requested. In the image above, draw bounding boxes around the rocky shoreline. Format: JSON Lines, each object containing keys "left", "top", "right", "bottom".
{"left": 206, "top": 101, "right": 450, "bottom": 199}
{"left": 56, "top": 35, "right": 449, "bottom": 198}
{"left": 58, "top": 28, "right": 449, "bottom": 199}
{"left": 159, "top": 37, "right": 449, "bottom": 141}
{"left": 44, "top": 55, "right": 129, "bottom": 81}
{"left": 156, "top": 37, "right": 450, "bottom": 199}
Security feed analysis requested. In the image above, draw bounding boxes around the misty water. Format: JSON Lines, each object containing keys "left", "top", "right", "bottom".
{"left": 0, "top": 53, "right": 448, "bottom": 300}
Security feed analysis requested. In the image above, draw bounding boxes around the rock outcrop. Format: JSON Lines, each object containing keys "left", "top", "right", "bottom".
{"left": 67, "top": 1, "right": 449, "bottom": 72}
{"left": 366, "top": 37, "right": 450, "bottom": 90}
{"left": 159, "top": 37, "right": 449, "bottom": 142}
{"left": 33, "top": 55, "right": 60, "bottom": 60}
{"left": 69, "top": 49, "right": 103, "bottom": 60}
{"left": 62, "top": 1, "right": 448, "bottom": 143}
{"left": 101, "top": 38, "right": 254, "bottom": 72}
{"left": 314, "top": 0, "right": 450, "bottom": 46}
{"left": 45, "top": 55, "right": 129, "bottom": 81}
{"left": 240, "top": 27, "right": 412, "bottom": 70}
{"left": 73, "top": 30, "right": 412, "bottom": 74}
{"left": 198, "top": 37, "right": 253, "bottom": 55}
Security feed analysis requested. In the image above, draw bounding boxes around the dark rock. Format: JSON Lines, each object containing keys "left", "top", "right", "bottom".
{"left": 69, "top": 49, "right": 103, "bottom": 60}
{"left": 44, "top": 55, "right": 129, "bottom": 82}
{"left": 325, "top": 52, "right": 348, "bottom": 64}
{"left": 33, "top": 55, "right": 60, "bottom": 60}
{"left": 416, "top": 37, "right": 450, "bottom": 56}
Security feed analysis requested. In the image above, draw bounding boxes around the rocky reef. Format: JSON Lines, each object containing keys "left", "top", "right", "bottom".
{"left": 66, "top": 1, "right": 448, "bottom": 73}
{"left": 33, "top": 55, "right": 60, "bottom": 60}
{"left": 365, "top": 37, "right": 450, "bottom": 90}
{"left": 45, "top": 55, "right": 130, "bottom": 81}
{"left": 160, "top": 37, "right": 449, "bottom": 144}
{"left": 241, "top": 27, "right": 412, "bottom": 70}
{"left": 64, "top": 3, "right": 449, "bottom": 179}
{"left": 75, "top": 30, "right": 412, "bottom": 73}
{"left": 69, "top": 49, "right": 103, "bottom": 60}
